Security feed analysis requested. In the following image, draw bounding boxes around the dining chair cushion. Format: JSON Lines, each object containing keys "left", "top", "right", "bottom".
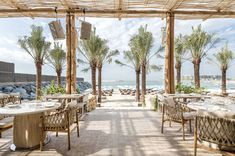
{"left": 67, "top": 100, "right": 77, "bottom": 108}
{"left": 0, "top": 117, "right": 13, "bottom": 129}
{"left": 77, "top": 102, "right": 86, "bottom": 108}
{"left": 164, "top": 97, "right": 175, "bottom": 107}
{"left": 197, "top": 109, "right": 235, "bottom": 119}
{"left": 183, "top": 112, "right": 196, "bottom": 120}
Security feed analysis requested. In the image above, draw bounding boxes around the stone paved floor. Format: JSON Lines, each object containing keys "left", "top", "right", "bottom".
{"left": 0, "top": 91, "right": 234, "bottom": 156}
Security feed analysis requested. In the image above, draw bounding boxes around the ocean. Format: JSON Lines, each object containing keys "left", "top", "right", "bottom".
{"left": 102, "top": 80, "right": 235, "bottom": 92}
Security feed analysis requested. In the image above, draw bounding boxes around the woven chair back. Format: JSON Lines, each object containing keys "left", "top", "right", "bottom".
{"left": 196, "top": 115, "right": 235, "bottom": 147}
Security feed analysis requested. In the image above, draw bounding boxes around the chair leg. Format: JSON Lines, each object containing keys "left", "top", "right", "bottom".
{"left": 68, "top": 129, "right": 71, "bottom": 150}
{"left": 169, "top": 120, "right": 171, "bottom": 127}
{"left": 189, "top": 120, "right": 192, "bottom": 133}
{"left": 0, "top": 132, "right": 2, "bottom": 138}
{"left": 40, "top": 130, "right": 44, "bottom": 151}
{"left": 77, "top": 122, "right": 80, "bottom": 137}
{"left": 56, "top": 131, "right": 58, "bottom": 137}
{"left": 161, "top": 106, "right": 164, "bottom": 134}
{"left": 194, "top": 117, "right": 198, "bottom": 156}
{"left": 76, "top": 113, "right": 79, "bottom": 137}
{"left": 182, "top": 121, "right": 185, "bottom": 141}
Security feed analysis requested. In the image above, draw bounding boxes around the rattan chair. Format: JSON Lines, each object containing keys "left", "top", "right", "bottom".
{"left": 40, "top": 101, "right": 79, "bottom": 150}
{"left": 161, "top": 97, "right": 196, "bottom": 140}
{"left": 194, "top": 115, "right": 235, "bottom": 156}
{"left": 0, "top": 94, "right": 21, "bottom": 137}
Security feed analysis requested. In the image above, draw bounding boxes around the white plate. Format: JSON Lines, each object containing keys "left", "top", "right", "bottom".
{"left": 44, "top": 103, "right": 55, "bottom": 108}
{"left": 7, "top": 104, "right": 21, "bottom": 109}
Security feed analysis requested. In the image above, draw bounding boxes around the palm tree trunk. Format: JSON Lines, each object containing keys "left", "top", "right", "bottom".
{"left": 193, "top": 59, "right": 201, "bottom": 88}
{"left": 175, "top": 62, "right": 181, "bottom": 85}
{"left": 56, "top": 69, "right": 62, "bottom": 87}
{"left": 141, "top": 64, "right": 146, "bottom": 104}
{"left": 36, "top": 62, "right": 42, "bottom": 100}
{"left": 221, "top": 68, "right": 227, "bottom": 95}
{"left": 136, "top": 69, "right": 140, "bottom": 102}
{"left": 98, "top": 66, "right": 102, "bottom": 103}
{"left": 91, "top": 64, "right": 97, "bottom": 95}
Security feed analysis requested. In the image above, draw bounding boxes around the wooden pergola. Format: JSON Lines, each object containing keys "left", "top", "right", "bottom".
{"left": 1, "top": 0, "right": 235, "bottom": 94}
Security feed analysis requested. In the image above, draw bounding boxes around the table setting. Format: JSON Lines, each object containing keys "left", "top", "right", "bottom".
{"left": 0, "top": 100, "right": 61, "bottom": 150}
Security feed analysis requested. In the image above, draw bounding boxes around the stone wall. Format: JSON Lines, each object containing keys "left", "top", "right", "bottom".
{"left": 0, "top": 61, "right": 84, "bottom": 83}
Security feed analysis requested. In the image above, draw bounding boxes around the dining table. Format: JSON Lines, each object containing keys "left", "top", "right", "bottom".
{"left": 187, "top": 98, "right": 235, "bottom": 113}
{"left": 44, "top": 93, "right": 85, "bottom": 102}
{"left": 0, "top": 101, "right": 61, "bottom": 149}
{"left": 164, "top": 93, "right": 211, "bottom": 103}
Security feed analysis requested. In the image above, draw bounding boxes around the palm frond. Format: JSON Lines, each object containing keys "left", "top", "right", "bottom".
{"left": 18, "top": 25, "right": 51, "bottom": 64}
{"left": 81, "top": 67, "right": 90, "bottom": 73}
{"left": 47, "top": 42, "right": 66, "bottom": 71}
{"left": 185, "top": 24, "right": 219, "bottom": 61}
{"left": 214, "top": 43, "right": 234, "bottom": 69}
{"left": 77, "top": 58, "right": 89, "bottom": 64}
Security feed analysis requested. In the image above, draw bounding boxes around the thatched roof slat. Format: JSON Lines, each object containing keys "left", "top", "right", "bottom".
{"left": 0, "top": 0, "right": 235, "bottom": 19}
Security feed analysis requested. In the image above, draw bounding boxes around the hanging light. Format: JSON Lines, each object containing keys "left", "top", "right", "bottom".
{"left": 79, "top": 9, "right": 92, "bottom": 40}
{"left": 48, "top": 7, "right": 65, "bottom": 40}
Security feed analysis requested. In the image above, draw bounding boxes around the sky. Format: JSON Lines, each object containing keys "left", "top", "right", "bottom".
{"left": 1, "top": 17, "right": 235, "bottom": 82}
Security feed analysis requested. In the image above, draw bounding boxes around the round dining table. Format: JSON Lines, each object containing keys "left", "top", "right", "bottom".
{"left": 187, "top": 100, "right": 235, "bottom": 112}
{"left": 0, "top": 101, "right": 61, "bottom": 149}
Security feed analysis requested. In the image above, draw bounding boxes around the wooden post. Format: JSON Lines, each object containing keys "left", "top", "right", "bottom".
{"left": 70, "top": 13, "right": 77, "bottom": 93}
{"left": 164, "top": 12, "right": 175, "bottom": 94}
{"left": 66, "top": 12, "right": 77, "bottom": 94}
{"left": 66, "top": 12, "right": 72, "bottom": 94}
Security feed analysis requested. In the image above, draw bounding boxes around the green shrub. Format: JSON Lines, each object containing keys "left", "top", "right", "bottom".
{"left": 43, "top": 80, "right": 66, "bottom": 95}
{"left": 175, "top": 83, "right": 206, "bottom": 94}
{"left": 76, "top": 87, "right": 80, "bottom": 94}
{"left": 153, "top": 97, "right": 158, "bottom": 111}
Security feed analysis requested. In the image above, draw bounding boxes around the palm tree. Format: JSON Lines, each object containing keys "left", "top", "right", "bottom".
{"left": 213, "top": 44, "right": 234, "bottom": 95}
{"left": 175, "top": 34, "right": 187, "bottom": 85}
{"left": 18, "top": 25, "right": 51, "bottom": 99}
{"left": 116, "top": 26, "right": 162, "bottom": 103}
{"left": 131, "top": 25, "right": 162, "bottom": 104}
{"left": 97, "top": 46, "right": 119, "bottom": 103}
{"left": 77, "top": 28, "right": 104, "bottom": 95}
{"left": 47, "top": 43, "right": 66, "bottom": 87}
{"left": 185, "top": 24, "right": 219, "bottom": 88}
{"left": 115, "top": 48, "right": 141, "bottom": 102}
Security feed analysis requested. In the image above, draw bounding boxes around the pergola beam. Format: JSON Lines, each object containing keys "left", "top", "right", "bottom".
{"left": 164, "top": 0, "right": 179, "bottom": 10}
{"left": 1, "top": 8, "right": 235, "bottom": 17}
{"left": 59, "top": 0, "right": 70, "bottom": 9}
{"left": 116, "top": 0, "right": 123, "bottom": 20}
{"left": 203, "top": 0, "right": 233, "bottom": 20}
{"left": 1, "top": 0, "right": 34, "bottom": 18}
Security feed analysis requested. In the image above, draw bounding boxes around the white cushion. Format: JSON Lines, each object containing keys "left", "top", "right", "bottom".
{"left": 164, "top": 97, "right": 175, "bottom": 107}
{"left": 0, "top": 117, "right": 13, "bottom": 129}
{"left": 183, "top": 112, "right": 196, "bottom": 120}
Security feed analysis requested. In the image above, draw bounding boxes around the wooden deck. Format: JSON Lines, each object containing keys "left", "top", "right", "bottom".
{"left": 0, "top": 92, "right": 234, "bottom": 156}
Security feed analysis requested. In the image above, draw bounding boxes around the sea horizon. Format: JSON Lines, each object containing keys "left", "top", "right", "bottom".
{"left": 99, "top": 79, "right": 235, "bottom": 93}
